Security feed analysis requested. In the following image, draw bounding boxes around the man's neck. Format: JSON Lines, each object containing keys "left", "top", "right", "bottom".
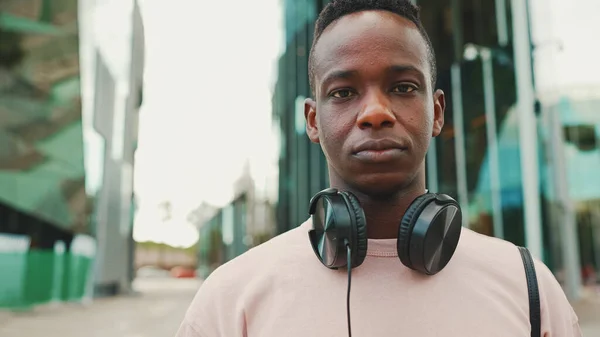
{"left": 357, "top": 185, "right": 425, "bottom": 239}
{"left": 330, "top": 177, "right": 427, "bottom": 239}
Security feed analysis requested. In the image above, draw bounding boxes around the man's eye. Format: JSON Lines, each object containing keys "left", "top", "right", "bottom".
{"left": 331, "top": 90, "right": 354, "bottom": 98}
{"left": 392, "top": 84, "right": 417, "bottom": 93}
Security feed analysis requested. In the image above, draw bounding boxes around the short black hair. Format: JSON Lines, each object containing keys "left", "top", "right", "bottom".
{"left": 308, "top": 0, "right": 437, "bottom": 97}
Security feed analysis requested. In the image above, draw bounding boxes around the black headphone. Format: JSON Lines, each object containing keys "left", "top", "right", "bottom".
{"left": 308, "top": 188, "right": 462, "bottom": 275}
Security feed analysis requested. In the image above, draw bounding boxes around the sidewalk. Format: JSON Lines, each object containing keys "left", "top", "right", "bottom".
{"left": 0, "top": 278, "right": 201, "bottom": 337}
{"left": 573, "top": 287, "right": 600, "bottom": 336}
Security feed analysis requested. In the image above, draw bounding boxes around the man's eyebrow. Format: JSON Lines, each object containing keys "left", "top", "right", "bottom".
{"left": 320, "top": 69, "right": 358, "bottom": 89}
{"left": 387, "top": 64, "right": 426, "bottom": 80}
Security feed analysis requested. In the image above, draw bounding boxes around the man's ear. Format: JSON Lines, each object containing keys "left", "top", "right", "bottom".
{"left": 432, "top": 89, "right": 445, "bottom": 137}
{"left": 305, "top": 98, "right": 319, "bottom": 143}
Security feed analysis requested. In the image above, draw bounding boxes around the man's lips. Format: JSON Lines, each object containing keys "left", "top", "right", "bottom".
{"left": 352, "top": 138, "right": 407, "bottom": 154}
{"left": 352, "top": 139, "right": 408, "bottom": 162}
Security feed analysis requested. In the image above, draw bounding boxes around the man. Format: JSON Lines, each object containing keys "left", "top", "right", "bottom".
{"left": 176, "top": 0, "right": 581, "bottom": 336}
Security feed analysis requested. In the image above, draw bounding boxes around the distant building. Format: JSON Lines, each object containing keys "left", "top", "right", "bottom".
{"left": 195, "top": 162, "right": 277, "bottom": 278}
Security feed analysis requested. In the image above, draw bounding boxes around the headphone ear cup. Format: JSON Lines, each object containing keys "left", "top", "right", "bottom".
{"left": 342, "top": 192, "right": 368, "bottom": 268}
{"left": 397, "top": 194, "right": 437, "bottom": 269}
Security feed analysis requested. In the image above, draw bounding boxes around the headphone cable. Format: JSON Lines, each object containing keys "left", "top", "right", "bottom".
{"left": 346, "top": 242, "right": 352, "bottom": 337}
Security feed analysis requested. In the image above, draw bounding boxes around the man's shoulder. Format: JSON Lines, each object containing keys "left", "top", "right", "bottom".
{"left": 456, "top": 227, "right": 524, "bottom": 265}
{"left": 458, "top": 226, "right": 518, "bottom": 250}
{"left": 200, "top": 220, "right": 312, "bottom": 288}
{"left": 180, "top": 220, "right": 314, "bottom": 335}
{"left": 457, "top": 227, "right": 580, "bottom": 332}
{"left": 457, "top": 227, "right": 552, "bottom": 277}
{"left": 455, "top": 227, "right": 545, "bottom": 284}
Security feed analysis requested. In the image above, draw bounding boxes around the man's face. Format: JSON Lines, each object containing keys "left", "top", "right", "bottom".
{"left": 305, "top": 10, "right": 445, "bottom": 196}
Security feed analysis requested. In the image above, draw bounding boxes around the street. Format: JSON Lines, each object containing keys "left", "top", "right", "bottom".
{"left": 0, "top": 277, "right": 200, "bottom": 337}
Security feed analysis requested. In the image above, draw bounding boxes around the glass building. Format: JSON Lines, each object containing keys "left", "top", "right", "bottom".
{"left": 0, "top": 0, "right": 144, "bottom": 308}
{"left": 0, "top": 0, "right": 85, "bottom": 247}
{"left": 273, "top": 0, "right": 600, "bottom": 298}
{"left": 0, "top": 0, "right": 90, "bottom": 308}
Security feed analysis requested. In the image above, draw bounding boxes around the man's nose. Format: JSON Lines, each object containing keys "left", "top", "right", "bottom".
{"left": 356, "top": 94, "right": 395, "bottom": 129}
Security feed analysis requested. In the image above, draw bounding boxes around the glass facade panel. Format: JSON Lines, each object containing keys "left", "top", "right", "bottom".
{"left": 273, "top": 0, "right": 330, "bottom": 233}
{"left": 420, "top": 0, "right": 526, "bottom": 247}
{"left": 0, "top": 1, "right": 86, "bottom": 234}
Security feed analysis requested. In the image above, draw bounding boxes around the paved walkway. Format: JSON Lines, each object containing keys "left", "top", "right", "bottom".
{"left": 0, "top": 278, "right": 201, "bottom": 337}
{"left": 573, "top": 288, "right": 600, "bottom": 336}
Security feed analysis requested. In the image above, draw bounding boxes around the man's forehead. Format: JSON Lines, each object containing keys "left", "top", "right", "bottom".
{"left": 312, "top": 11, "right": 429, "bottom": 80}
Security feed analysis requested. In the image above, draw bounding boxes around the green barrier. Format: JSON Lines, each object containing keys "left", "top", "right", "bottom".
{"left": 62, "top": 254, "right": 93, "bottom": 301}
{"left": 65, "top": 235, "right": 96, "bottom": 302}
{"left": 23, "top": 250, "right": 55, "bottom": 306}
{"left": 0, "top": 234, "right": 96, "bottom": 309}
{"left": 0, "top": 252, "right": 28, "bottom": 308}
{"left": 51, "top": 241, "right": 66, "bottom": 303}
{"left": 0, "top": 234, "right": 30, "bottom": 309}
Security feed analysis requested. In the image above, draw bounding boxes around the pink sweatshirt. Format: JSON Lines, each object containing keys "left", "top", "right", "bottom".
{"left": 177, "top": 219, "right": 581, "bottom": 336}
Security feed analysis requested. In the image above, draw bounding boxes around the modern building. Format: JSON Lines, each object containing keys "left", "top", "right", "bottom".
{"left": 0, "top": 0, "right": 144, "bottom": 309}
{"left": 272, "top": 0, "right": 600, "bottom": 300}
{"left": 79, "top": 0, "right": 145, "bottom": 297}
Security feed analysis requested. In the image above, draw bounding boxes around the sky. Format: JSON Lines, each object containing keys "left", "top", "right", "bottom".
{"left": 530, "top": 0, "right": 600, "bottom": 95}
{"left": 131, "top": 0, "right": 284, "bottom": 247}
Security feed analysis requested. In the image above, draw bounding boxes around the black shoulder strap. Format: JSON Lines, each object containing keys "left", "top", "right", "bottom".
{"left": 518, "top": 246, "right": 541, "bottom": 337}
